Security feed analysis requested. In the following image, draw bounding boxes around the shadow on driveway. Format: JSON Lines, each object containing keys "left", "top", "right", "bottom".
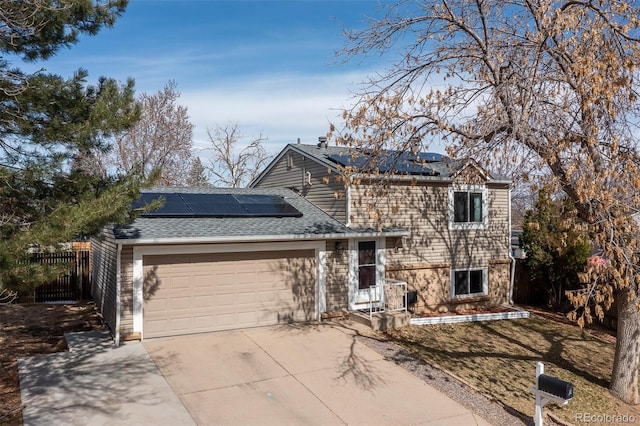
{"left": 144, "top": 321, "right": 490, "bottom": 425}
{"left": 18, "top": 331, "right": 194, "bottom": 425}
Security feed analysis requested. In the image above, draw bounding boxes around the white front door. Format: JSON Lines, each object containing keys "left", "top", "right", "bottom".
{"left": 349, "top": 238, "right": 385, "bottom": 310}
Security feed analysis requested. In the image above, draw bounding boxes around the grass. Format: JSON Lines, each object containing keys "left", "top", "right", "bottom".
{"left": 384, "top": 316, "right": 639, "bottom": 424}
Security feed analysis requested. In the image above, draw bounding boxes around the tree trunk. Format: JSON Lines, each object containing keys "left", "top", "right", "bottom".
{"left": 610, "top": 287, "right": 640, "bottom": 404}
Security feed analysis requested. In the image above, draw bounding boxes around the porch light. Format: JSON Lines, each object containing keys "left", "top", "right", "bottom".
{"left": 335, "top": 241, "right": 345, "bottom": 256}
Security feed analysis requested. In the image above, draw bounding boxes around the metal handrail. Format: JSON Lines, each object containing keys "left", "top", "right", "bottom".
{"left": 369, "top": 278, "right": 408, "bottom": 317}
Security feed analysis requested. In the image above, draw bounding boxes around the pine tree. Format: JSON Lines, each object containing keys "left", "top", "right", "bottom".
{"left": 186, "top": 157, "right": 211, "bottom": 187}
{"left": 0, "top": 1, "right": 144, "bottom": 292}
{"left": 520, "top": 191, "right": 591, "bottom": 309}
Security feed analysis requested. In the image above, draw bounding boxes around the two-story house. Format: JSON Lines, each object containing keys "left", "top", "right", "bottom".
{"left": 252, "top": 141, "right": 513, "bottom": 314}
{"left": 90, "top": 141, "right": 513, "bottom": 342}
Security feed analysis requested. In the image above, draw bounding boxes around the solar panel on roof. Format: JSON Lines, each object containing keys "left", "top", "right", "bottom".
{"left": 420, "top": 152, "right": 445, "bottom": 162}
{"left": 233, "top": 194, "right": 276, "bottom": 204}
{"left": 235, "top": 194, "right": 302, "bottom": 217}
{"left": 181, "top": 193, "right": 247, "bottom": 216}
{"left": 180, "top": 193, "right": 236, "bottom": 204}
{"left": 134, "top": 193, "right": 193, "bottom": 216}
{"left": 327, "top": 154, "right": 370, "bottom": 169}
{"left": 136, "top": 192, "right": 302, "bottom": 218}
{"left": 327, "top": 151, "right": 441, "bottom": 176}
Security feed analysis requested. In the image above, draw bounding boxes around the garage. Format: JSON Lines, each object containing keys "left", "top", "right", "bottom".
{"left": 142, "top": 249, "right": 317, "bottom": 339}
{"left": 92, "top": 187, "right": 405, "bottom": 343}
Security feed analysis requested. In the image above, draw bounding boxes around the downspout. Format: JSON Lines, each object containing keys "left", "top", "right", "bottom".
{"left": 115, "top": 243, "right": 122, "bottom": 347}
{"left": 345, "top": 181, "right": 352, "bottom": 227}
{"left": 508, "top": 185, "right": 515, "bottom": 305}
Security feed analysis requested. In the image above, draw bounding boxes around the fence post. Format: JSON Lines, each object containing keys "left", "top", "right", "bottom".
{"left": 81, "top": 250, "right": 91, "bottom": 299}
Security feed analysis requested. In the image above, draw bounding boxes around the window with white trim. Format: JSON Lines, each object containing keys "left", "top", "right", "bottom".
{"left": 452, "top": 267, "right": 487, "bottom": 297}
{"left": 449, "top": 184, "right": 487, "bottom": 229}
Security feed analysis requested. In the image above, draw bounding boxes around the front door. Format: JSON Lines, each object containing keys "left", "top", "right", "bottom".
{"left": 350, "top": 239, "right": 384, "bottom": 309}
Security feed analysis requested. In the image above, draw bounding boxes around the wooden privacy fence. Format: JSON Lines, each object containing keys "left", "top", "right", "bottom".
{"left": 29, "top": 250, "right": 91, "bottom": 302}
{"left": 511, "top": 259, "right": 547, "bottom": 305}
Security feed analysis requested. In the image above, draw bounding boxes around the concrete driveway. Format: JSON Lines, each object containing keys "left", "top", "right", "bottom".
{"left": 144, "top": 322, "right": 492, "bottom": 425}
{"left": 18, "top": 330, "right": 194, "bottom": 425}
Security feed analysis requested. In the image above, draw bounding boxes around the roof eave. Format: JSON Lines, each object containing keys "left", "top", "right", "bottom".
{"left": 352, "top": 173, "right": 511, "bottom": 184}
{"left": 288, "top": 144, "right": 341, "bottom": 170}
{"left": 114, "top": 229, "right": 409, "bottom": 246}
{"left": 249, "top": 144, "right": 341, "bottom": 187}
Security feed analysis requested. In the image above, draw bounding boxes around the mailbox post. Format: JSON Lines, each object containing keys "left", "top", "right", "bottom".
{"left": 530, "top": 362, "right": 574, "bottom": 426}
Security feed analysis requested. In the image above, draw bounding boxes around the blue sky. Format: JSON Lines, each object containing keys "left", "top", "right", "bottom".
{"left": 19, "top": 0, "right": 393, "bottom": 157}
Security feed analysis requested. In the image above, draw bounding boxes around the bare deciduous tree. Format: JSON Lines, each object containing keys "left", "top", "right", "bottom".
{"left": 337, "top": 0, "right": 640, "bottom": 403}
{"left": 89, "top": 80, "right": 195, "bottom": 186}
{"left": 206, "top": 123, "right": 270, "bottom": 188}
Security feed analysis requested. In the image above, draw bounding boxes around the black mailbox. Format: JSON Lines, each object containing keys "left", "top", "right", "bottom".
{"left": 538, "top": 374, "right": 574, "bottom": 400}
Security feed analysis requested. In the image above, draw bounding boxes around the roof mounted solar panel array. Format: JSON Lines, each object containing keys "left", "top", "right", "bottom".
{"left": 181, "top": 193, "right": 249, "bottom": 216}
{"left": 136, "top": 193, "right": 303, "bottom": 218}
{"left": 133, "top": 193, "right": 192, "bottom": 216}
{"left": 327, "top": 154, "right": 369, "bottom": 170}
{"left": 234, "top": 194, "right": 302, "bottom": 216}
{"left": 327, "top": 150, "right": 444, "bottom": 176}
{"left": 409, "top": 152, "right": 445, "bottom": 162}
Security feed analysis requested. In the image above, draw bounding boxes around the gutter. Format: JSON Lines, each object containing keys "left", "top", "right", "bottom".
{"left": 115, "top": 243, "right": 122, "bottom": 347}
{"left": 345, "top": 178, "right": 352, "bottom": 227}
{"left": 115, "top": 229, "right": 410, "bottom": 246}
{"left": 352, "top": 172, "right": 512, "bottom": 186}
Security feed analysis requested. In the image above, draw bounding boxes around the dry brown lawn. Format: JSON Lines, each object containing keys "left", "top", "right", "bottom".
{"left": 384, "top": 314, "right": 640, "bottom": 425}
{"left": 2, "top": 303, "right": 639, "bottom": 425}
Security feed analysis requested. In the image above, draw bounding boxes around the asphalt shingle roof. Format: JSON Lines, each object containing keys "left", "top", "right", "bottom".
{"left": 289, "top": 143, "right": 465, "bottom": 177}
{"left": 286, "top": 143, "right": 508, "bottom": 181}
{"left": 112, "top": 187, "right": 402, "bottom": 243}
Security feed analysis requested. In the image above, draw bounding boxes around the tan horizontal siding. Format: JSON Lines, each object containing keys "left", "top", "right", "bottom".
{"left": 325, "top": 240, "right": 349, "bottom": 311}
{"left": 255, "top": 151, "right": 305, "bottom": 189}
{"left": 305, "top": 161, "right": 347, "bottom": 223}
{"left": 387, "top": 261, "right": 510, "bottom": 313}
{"left": 120, "top": 246, "right": 134, "bottom": 337}
{"left": 255, "top": 150, "right": 347, "bottom": 223}
{"left": 90, "top": 229, "right": 118, "bottom": 333}
{"left": 351, "top": 178, "right": 511, "bottom": 311}
{"left": 350, "top": 181, "right": 510, "bottom": 267}
{"left": 386, "top": 263, "right": 451, "bottom": 312}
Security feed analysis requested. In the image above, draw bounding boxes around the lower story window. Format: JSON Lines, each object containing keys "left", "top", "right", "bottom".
{"left": 452, "top": 268, "right": 486, "bottom": 297}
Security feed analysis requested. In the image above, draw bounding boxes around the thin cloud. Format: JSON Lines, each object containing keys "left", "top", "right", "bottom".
{"left": 182, "top": 70, "right": 372, "bottom": 154}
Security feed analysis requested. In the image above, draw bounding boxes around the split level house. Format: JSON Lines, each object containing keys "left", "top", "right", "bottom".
{"left": 91, "top": 141, "right": 513, "bottom": 342}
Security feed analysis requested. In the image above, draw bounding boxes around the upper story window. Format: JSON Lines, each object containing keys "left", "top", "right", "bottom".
{"left": 454, "top": 191, "right": 482, "bottom": 222}
{"left": 449, "top": 184, "right": 487, "bottom": 230}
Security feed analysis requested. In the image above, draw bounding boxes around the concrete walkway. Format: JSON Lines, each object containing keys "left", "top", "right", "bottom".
{"left": 144, "top": 322, "right": 493, "bottom": 425}
{"left": 19, "top": 322, "right": 493, "bottom": 425}
{"left": 18, "top": 331, "right": 194, "bottom": 425}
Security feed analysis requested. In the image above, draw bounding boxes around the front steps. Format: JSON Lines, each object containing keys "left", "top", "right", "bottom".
{"left": 349, "top": 310, "right": 411, "bottom": 331}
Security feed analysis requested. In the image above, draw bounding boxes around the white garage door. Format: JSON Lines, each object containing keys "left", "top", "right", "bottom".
{"left": 143, "top": 250, "right": 316, "bottom": 338}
